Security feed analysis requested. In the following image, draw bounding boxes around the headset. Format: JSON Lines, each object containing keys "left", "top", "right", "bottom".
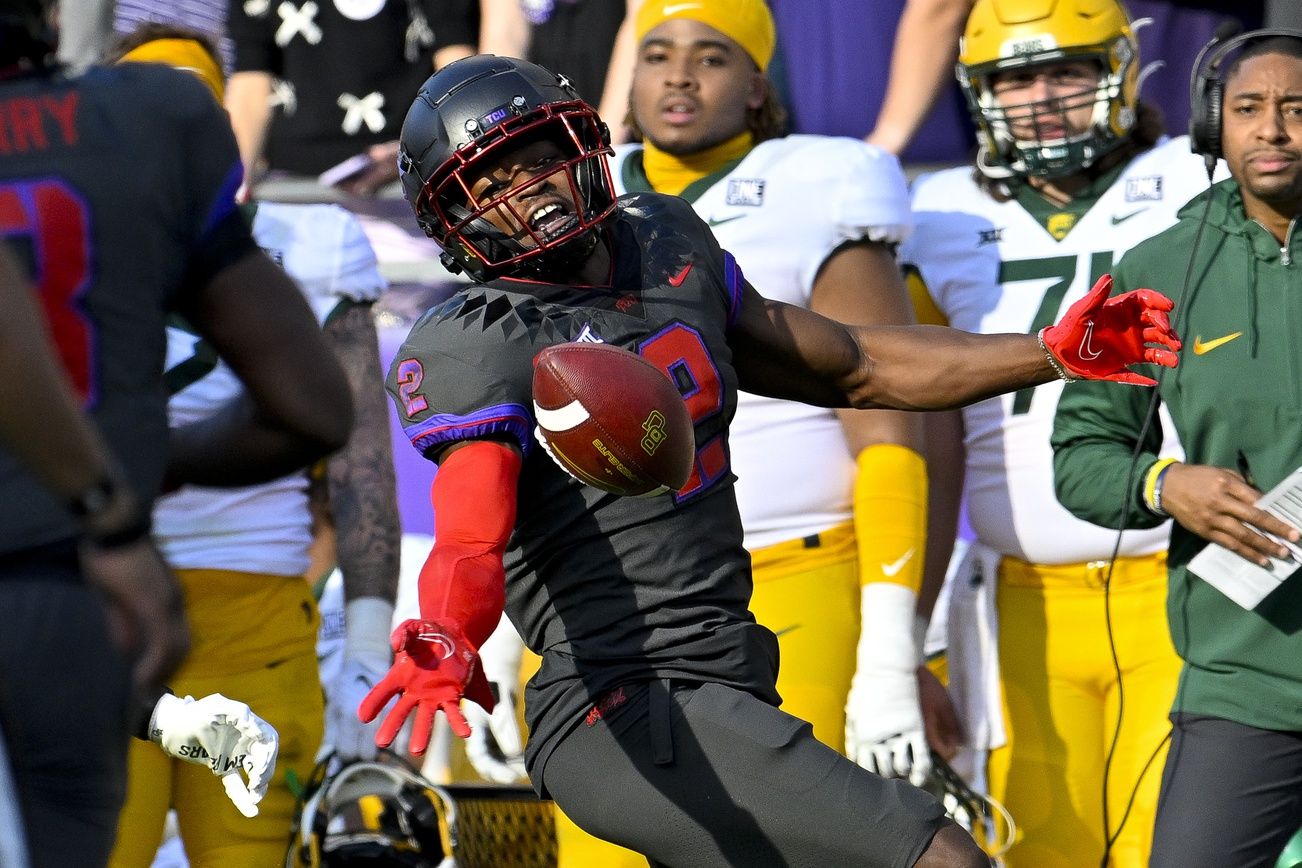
{"left": 1189, "top": 25, "right": 1302, "bottom": 165}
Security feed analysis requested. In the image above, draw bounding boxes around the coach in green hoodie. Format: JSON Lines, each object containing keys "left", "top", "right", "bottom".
{"left": 1051, "top": 32, "right": 1302, "bottom": 868}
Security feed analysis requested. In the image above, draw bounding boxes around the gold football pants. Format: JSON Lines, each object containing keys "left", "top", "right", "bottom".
{"left": 989, "top": 552, "right": 1179, "bottom": 868}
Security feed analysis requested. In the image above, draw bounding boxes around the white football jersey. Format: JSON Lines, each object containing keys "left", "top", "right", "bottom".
{"left": 902, "top": 137, "right": 1217, "bottom": 564}
{"left": 612, "top": 135, "right": 912, "bottom": 549}
{"left": 154, "top": 203, "right": 385, "bottom": 575}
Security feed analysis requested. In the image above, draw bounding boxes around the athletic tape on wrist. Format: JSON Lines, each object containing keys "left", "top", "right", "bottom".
{"left": 343, "top": 597, "right": 396, "bottom": 660}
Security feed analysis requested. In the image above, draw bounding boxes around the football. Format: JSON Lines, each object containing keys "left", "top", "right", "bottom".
{"left": 532, "top": 342, "right": 695, "bottom": 497}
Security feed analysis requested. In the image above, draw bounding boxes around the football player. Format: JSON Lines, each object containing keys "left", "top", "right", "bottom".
{"left": 0, "top": 242, "right": 281, "bottom": 825}
{"left": 0, "top": 3, "right": 352, "bottom": 865}
{"left": 103, "top": 26, "right": 401, "bottom": 868}
{"left": 898, "top": 0, "right": 1217, "bottom": 865}
{"left": 491, "top": 1, "right": 935, "bottom": 861}
{"left": 609, "top": 0, "right": 940, "bottom": 861}
{"left": 361, "top": 53, "right": 1177, "bottom": 866}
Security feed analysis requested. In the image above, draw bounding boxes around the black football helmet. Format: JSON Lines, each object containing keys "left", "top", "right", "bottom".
{"left": 398, "top": 54, "right": 617, "bottom": 283}
{"left": 285, "top": 755, "right": 453, "bottom": 867}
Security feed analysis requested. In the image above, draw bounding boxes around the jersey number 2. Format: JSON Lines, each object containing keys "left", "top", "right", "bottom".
{"left": 0, "top": 180, "right": 95, "bottom": 403}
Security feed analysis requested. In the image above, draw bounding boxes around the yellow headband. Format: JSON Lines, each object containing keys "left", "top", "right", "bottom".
{"left": 119, "top": 38, "right": 224, "bottom": 103}
{"left": 635, "top": 0, "right": 776, "bottom": 71}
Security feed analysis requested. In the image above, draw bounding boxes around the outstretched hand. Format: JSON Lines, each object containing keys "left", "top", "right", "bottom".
{"left": 1041, "top": 275, "right": 1181, "bottom": 386}
{"left": 357, "top": 618, "right": 495, "bottom": 755}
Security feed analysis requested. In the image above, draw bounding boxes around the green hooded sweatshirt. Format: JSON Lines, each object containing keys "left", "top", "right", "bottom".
{"left": 1052, "top": 178, "right": 1302, "bottom": 731}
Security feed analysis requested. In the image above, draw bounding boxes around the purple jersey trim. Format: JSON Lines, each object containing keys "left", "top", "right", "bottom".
{"left": 200, "top": 160, "right": 244, "bottom": 240}
{"left": 406, "top": 402, "right": 534, "bottom": 459}
{"left": 722, "top": 251, "right": 744, "bottom": 329}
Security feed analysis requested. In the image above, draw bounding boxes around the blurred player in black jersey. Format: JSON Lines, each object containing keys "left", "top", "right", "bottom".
{"left": 360, "top": 54, "right": 1180, "bottom": 867}
{"left": 0, "top": 3, "right": 353, "bottom": 865}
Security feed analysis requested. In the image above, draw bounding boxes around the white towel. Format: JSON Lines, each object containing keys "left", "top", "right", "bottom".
{"left": 945, "top": 541, "right": 1006, "bottom": 752}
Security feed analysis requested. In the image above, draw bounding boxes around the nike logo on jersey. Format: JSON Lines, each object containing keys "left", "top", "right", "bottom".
{"left": 1079, "top": 321, "right": 1103, "bottom": 360}
{"left": 707, "top": 214, "right": 746, "bottom": 227}
{"left": 881, "top": 548, "right": 916, "bottom": 578}
{"left": 1192, "top": 331, "right": 1243, "bottom": 355}
{"left": 1110, "top": 208, "right": 1148, "bottom": 225}
{"left": 773, "top": 624, "right": 801, "bottom": 638}
{"left": 668, "top": 262, "right": 693, "bottom": 286}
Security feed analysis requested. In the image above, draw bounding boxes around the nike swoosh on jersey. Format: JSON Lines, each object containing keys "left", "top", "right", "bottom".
{"left": 1110, "top": 208, "right": 1148, "bottom": 225}
{"left": 881, "top": 548, "right": 916, "bottom": 577}
{"left": 667, "top": 262, "right": 693, "bottom": 286}
{"left": 706, "top": 214, "right": 746, "bottom": 227}
{"left": 772, "top": 624, "right": 801, "bottom": 638}
{"left": 1192, "top": 331, "right": 1243, "bottom": 355}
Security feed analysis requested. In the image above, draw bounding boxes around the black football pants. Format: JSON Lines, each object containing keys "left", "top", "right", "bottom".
{"left": 1150, "top": 713, "right": 1302, "bottom": 868}
{"left": 542, "top": 679, "right": 947, "bottom": 868}
{"left": 0, "top": 565, "right": 132, "bottom": 868}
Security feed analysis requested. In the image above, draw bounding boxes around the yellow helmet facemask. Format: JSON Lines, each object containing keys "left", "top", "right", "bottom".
{"left": 957, "top": 0, "right": 1142, "bottom": 179}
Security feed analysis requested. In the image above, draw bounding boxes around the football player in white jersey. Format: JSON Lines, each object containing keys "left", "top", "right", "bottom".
{"left": 501, "top": 0, "right": 936, "bottom": 864}
{"left": 899, "top": 0, "right": 1220, "bottom": 865}
{"left": 105, "top": 29, "right": 401, "bottom": 868}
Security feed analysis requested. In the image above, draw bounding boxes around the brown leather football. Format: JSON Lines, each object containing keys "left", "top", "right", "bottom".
{"left": 532, "top": 342, "right": 695, "bottom": 497}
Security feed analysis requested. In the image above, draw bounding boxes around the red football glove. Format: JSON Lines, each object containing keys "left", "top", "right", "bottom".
{"left": 1040, "top": 274, "right": 1181, "bottom": 386}
{"left": 357, "top": 618, "right": 495, "bottom": 755}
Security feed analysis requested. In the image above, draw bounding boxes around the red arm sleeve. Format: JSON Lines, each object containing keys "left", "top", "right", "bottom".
{"left": 419, "top": 440, "right": 522, "bottom": 648}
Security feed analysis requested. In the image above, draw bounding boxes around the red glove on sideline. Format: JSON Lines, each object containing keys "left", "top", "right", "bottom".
{"left": 1040, "top": 274, "right": 1181, "bottom": 386}
{"left": 357, "top": 618, "right": 495, "bottom": 755}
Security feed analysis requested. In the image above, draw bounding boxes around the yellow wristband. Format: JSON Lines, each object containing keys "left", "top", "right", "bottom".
{"left": 854, "top": 443, "right": 927, "bottom": 592}
{"left": 1143, "top": 457, "right": 1179, "bottom": 516}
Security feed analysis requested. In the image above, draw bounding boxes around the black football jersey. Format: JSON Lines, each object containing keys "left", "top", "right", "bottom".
{"left": 387, "top": 193, "right": 781, "bottom": 776}
{"left": 0, "top": 63, "right": 254, "bottom": 555}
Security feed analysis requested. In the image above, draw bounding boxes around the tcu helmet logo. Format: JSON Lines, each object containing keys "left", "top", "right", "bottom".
{"left": 641, "top": 410, "right": 668, "bottom": 456}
